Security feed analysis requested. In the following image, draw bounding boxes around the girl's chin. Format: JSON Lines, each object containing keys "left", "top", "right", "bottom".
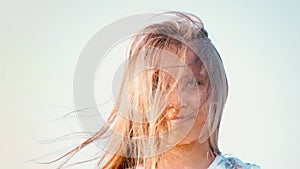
{"left": 177, "top": 135, "right": 199, "bottom": 145}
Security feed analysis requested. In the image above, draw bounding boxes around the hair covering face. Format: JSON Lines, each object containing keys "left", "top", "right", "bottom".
{"left": 105, "top": 12, "right": 229, "bottom": 159}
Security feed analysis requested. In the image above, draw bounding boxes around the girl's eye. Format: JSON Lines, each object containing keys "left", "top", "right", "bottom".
{"left": 158, "top": 83, "right": 170, "bottom": 91}
{"left": 162, "top": 84, "right": 170, "bottom": 90}
{"left": 186, "top": 80, "right": 202, "bottom": 88}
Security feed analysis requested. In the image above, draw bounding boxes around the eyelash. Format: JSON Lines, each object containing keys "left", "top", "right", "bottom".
{"left": 154, "top": 79, "right": 204, "bottom": 91}
{"left": 186, "top": 80, "right": 202, "bottom": 87}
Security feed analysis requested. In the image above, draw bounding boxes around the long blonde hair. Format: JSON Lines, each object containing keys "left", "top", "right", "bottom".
{"left": 56, "top": 11, "right": 228, "bottom": 169}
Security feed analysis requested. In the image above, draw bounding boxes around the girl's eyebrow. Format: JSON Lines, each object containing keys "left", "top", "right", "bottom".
{"left": 184, "top": 74, "right": 208, "bottom": 80}
{"left": 150, "top": 55, "right": 202, "bottom": 69}
{"left": 197, "top": 74, "right": 208, "bottom": 79}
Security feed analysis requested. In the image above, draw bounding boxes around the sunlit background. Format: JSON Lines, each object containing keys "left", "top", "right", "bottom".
{"left": 1, "top": 0, "right": 299, "bottom": 168}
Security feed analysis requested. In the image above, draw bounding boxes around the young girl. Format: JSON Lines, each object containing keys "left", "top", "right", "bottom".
{"left": 57, "top": 11, "right": 260, "bottom": 169}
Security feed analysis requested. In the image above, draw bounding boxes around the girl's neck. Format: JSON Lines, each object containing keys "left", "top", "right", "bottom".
{"left": 157, "top": 140, "right": 216, "bottom": 169}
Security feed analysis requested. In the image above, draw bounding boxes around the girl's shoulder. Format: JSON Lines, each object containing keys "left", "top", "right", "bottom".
{"left": 208, "top": 154, "right": 261, "bottom": 169}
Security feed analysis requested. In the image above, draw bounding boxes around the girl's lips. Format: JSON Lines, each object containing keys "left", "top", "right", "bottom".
{"left": 168, "top": 115, "right": 196, "bottom": 123}
{"left": 168, "top": 115, "right": 185, "bottom": 120}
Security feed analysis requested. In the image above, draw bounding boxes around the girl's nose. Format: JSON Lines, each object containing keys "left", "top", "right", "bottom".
{"left": 167, "top": 86, "right": 187, "bottom": 109}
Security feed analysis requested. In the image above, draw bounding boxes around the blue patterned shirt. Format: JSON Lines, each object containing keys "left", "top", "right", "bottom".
{"left": 208, "top": 155, "right": 260, "bottom": 169}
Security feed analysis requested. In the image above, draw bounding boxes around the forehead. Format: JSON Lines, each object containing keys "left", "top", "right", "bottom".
{"left": 187, "top": 57, "right": 207, "bottom": 78}
{"left": 162, "top": 46, "right": 208, "bottom": 78}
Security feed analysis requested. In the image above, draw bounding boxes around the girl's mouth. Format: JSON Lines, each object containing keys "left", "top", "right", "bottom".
{"left": 168, "top": 114, "right": 196, "bottom": 124}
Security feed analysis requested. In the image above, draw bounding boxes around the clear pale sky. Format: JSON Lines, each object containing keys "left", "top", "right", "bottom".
{"left": 1, "top": 0, "right": 299, "bottom": 168}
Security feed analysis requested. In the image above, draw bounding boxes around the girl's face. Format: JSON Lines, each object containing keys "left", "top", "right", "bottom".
{"left": 127, "top": 47, "right": 211, "bottom": 149}
{"left": 157, "top": 52, "right": 211, "bottom": 145}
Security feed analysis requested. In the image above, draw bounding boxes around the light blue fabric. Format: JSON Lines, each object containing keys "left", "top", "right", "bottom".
{"left": 131, "top": 154, "right": 260, "bottom": 169}
{"left": 208, "top": 154, "right": 261, "bottom": 169}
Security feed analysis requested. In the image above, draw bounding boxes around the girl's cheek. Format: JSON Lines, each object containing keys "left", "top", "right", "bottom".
{"left": 185, "top": 91, "right": 206, "bottom": 107}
